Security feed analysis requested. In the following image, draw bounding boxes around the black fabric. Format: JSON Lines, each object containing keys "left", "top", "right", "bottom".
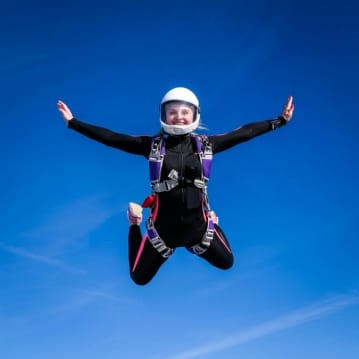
{"left": 68, "top": 116, "right": 285, "bottom": 284}
{"left": 198, "top": 224, "right": 234, "bottom": 269}
{"left": 128, "top": 223, "right": 233, "bottom": 285}
{"left": 128, "top": 225, "right": 167, "bottom": 285}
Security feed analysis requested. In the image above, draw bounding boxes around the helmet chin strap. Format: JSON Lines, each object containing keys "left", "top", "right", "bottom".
{"left": 160, "top": 120, "right": 199, "bottom": 135}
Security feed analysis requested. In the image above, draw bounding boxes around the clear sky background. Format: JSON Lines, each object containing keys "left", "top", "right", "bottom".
{"left": 1, "top": 0, "right": 358, "bottom": 358}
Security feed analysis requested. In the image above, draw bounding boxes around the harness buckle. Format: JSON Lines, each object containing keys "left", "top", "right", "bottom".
{"left": 193, "top": 179, "right": 205, "bottom": 189}
{"left": 146, "top": 217, "right": 174, "bottom": 258}
{"left": 188, "top": 214, "right": 215, "bottom": 255}
{"left": 149, "top": 137, "right": 165, "bottom": 164}
{"left": 168, "top": 169, "right": 178, "bottom": 180}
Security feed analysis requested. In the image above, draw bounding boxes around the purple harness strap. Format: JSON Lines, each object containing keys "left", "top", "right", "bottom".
{"left": 146, "top": 134, "right": 214, "bottom": 256}
{"left": 149, "top": 135, "right": 167, "bottom": 183}
{"left": 193, "top": 135, "right": 212, "bottom": 182}
{"left": 149, "top": 134, "right": 212, "bottom": 187}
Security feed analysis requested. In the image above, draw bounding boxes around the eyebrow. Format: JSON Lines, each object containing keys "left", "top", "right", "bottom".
{"left": 166, "top": 105, "right": 192, "bottom": 110}
{"left": 167, "top": 108, "right": 191, "bottom": 114}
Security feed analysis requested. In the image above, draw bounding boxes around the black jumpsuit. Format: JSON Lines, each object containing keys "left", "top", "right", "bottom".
{"left": 68, "top": 116, "right": 286, "bottom": 285}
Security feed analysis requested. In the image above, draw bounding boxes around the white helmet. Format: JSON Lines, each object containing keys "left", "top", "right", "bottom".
{"left": 160, "top": 87, "right": 200, "bottom": 135}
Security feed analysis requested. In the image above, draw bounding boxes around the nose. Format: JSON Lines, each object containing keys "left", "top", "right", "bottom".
{"left": 175, "top": 111, "right": 184, "bottom": 120}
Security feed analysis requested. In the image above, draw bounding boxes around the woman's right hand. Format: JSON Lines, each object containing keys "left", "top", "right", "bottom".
{"left": 280, "top": 96, "right": 294, "bottom": 122}
{"left": 57, "top": 100, "right": 74, "bottom": 124}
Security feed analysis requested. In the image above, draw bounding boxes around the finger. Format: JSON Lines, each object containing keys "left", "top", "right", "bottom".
{"left": 287, "top": 105, "right": 294, "bottom": 118}
{"left": 59, "top": 102, "right": 69, "bottom": 112}
{"left": 286, "top": 96, "right": 293, "bottom": 109}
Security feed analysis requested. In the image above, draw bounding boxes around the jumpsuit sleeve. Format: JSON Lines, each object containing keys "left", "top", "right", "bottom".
{"left": 68, "top": 118, "right": 152, "bottom": 156}
{"left": 209, "top": 117, "right": 287, "bottom": 154}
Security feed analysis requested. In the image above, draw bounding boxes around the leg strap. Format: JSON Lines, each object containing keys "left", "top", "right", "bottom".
{"left": 188, "top": 213, "right": 215, "bottom": 255}
{"left": 145, "top": 217, "right": 174, "bottom": 258}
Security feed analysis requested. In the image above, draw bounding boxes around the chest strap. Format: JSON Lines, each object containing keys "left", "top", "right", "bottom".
{"left": 151, "top": 169, "right": 179, "bottom": 193}
{"left": 149, "top": 134, "right": 212, "bottom": 194}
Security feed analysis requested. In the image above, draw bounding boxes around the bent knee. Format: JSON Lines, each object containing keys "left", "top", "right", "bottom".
{"left": 202, "top": 251, "right": 234, "bottom": 270}
{"left": 219, "top": 255, "right": 234, "bottom": 270}
{"left": 130, "top": 272, "right": 153, "bottom": 286}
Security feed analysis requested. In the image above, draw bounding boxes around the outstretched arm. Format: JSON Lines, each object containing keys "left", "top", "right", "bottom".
{"left": 210, "top": 96, "right": 295, "bottom": 153}
{"left": 56, "top": 100, "right": 151, "bottom": 156}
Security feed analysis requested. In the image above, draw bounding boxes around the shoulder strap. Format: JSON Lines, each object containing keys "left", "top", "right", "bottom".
{"left": 193, "top": 135, "right": 213, "bottom": 182}
{"left": 149, "top": 135, "right": 166, "bottom": 185}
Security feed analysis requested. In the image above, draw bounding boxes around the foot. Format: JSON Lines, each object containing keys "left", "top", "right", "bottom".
{"left": 127, "top": 202, "right": 143, "bottom": 225}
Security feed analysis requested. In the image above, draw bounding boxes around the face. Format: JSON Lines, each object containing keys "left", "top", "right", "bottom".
{"left": 165, "top": 102, "right": 194, "bottom": 125}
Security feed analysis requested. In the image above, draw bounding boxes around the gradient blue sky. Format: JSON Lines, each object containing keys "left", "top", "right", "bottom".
{"left": 1, "top": 0, "right": 358, "bottom": 358}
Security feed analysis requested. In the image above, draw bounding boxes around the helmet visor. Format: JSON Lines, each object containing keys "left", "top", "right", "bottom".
{"left": 161, "top": 101, "right": 197, "bottom": 123}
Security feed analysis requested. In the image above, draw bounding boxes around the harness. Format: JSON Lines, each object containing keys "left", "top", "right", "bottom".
{"left": 144, "top": 134, "right": 216, "bottom": 257}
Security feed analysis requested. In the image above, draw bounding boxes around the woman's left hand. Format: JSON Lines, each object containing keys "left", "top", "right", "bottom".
{"left": 281, "top": 96, "right": 295, "bottom": 122}
{"left": 57, "top": 100, "right": 74, "bottom": 124}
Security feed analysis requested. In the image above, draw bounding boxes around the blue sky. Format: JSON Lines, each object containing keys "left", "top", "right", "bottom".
{"left": 1, "top": 0, "right": 358, "bottom": 358}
